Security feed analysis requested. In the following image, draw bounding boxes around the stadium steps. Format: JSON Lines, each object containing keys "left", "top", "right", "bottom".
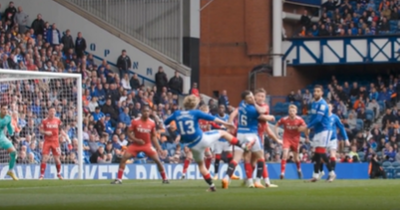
{"left": 53, "top": 0, "right": 191, "bottom": 77}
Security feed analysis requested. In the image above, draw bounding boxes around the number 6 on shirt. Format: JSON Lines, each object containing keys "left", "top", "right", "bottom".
{"left": 178, "top": 120, "right": 195, "bottom": 135}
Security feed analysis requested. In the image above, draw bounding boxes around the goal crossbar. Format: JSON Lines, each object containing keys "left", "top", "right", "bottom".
{"left": 0, "top": 69, "right": 84, "bottom": 179}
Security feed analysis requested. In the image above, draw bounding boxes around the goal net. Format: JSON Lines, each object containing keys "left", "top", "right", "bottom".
{"left": 0, "top": 70, "right": 83, "bottom": 180}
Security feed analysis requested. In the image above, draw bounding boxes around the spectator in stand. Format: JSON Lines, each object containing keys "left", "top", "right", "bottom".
{"left": 75, "top": 32, "right": 86, "bottom": 58}
{"left": 168, "top": 71, "right": 183, "bottom": 95}
{"left": 13, "top": 6, "right": 27, "bottom": 34}
{"left": 31, "top": 13, "right": 44, "bottom": 36}
{"left": 367, "top": 98, "right": 379, "bottom": 120}
{"left": 189, "top": 82, "right": 200, "bottom": 97}
{"left": 3, "top": 1, "right": 16, "bottom": 27}
{"left": 61, "top": 29, "right": 74, "bottom": 54}
{"left": 102, "top": 99, "right": 118, "bottom": 126}
{"left": 119, "top": 107, "right": 131, "bottom": 127}
{"left": 323, "top": 0, "right": 337, "bottom": 11}
{"left": 300, "top": 10, "right": 311, "bottom": 29}
{"left": 46, "top": 23, "right": 60, "bottom": 47}
{"left": 116, "top": 49, "right": 131, "bottom": 79}
{"left": 155, "top": 66, "right": 168, "bottom": 93}
{"left": 293, "top": 89, "right": 302, "bottom": 103}
{"left": 287, "top": 90, "right": 296, "bottom": 102}
{"left": 218, "top": 89, "right": 230, "bottom": 112}
{"left": 384, "top": 145, "right": 396, "bottom": 162}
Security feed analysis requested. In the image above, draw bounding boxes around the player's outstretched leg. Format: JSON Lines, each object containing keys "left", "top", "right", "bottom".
{"left": 204, "top": 148, "right": 212, "bottom": 170}
{"left": 111, "top": 152, "right": 133, "bottom": 184}
{"left": 6, "top": 147, "right": 18, "bottom": 181}
{"left": 219, "top": 130, "right": 253, "bottom": 152}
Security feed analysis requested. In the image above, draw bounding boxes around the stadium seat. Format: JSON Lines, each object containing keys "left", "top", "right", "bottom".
{"left": 366, "top": 109, "right": 374, "bottom": 121}
{"left": 382, "top": 161, "right": 391, "bottom": 167}
{"left": 358, "top": 152, "right": 365, "bottom": 162}
{"left": 385, "top": 166, "right": 395, "bottom": 179}
{"left": 356, "top": 119, "right": 364, "bottom": 131}
{"left": 391, "top": 162, "right": 400, "bottom": 168}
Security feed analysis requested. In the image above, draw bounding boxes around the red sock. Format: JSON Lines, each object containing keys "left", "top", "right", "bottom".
{"left": 244, "top": 163, "right": 253, "bottom": 179}
{"left": 203, "top": 173, "right": 211, "bottom": 179}
{"left": 205, "top": 157, "right": 212, "bottom": 170}
{"left": 230, "top": 137, "right": 238, "bottom": 145}
{"left": 56, "top": 164, "right": 61, "bottom": 174}
{"left": 117, "top": 167, "right": 124, "bottom": 180}
{"left": 183, "top": 159, "right": 190, "bottom": 173}
{"left": 296, "top": 161, "right": 301, "bottom": 171}
{"left": 160, "top": 171, "right": 167, "bottom": 180}
{"left": 40, "top": 163, "right": 46, "bottom": 176}
{"left": 226, "top": 153, "right": 233, "bottom": 159}
{"left": 315, "top": 147, "right": 326, "bottom": 154}
{"left": 263, "top": 163, "right": 269, "bottom": 178}
{"left": 281, "top": 159, "right": 287, "bottom": 174}
{"left": 330, "top": 157, "right": 336, "bottom": 162}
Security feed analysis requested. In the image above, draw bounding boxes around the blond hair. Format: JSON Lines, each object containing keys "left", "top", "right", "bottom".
{"left": 289, "top": 104, "right": 297, "bottom": 110}
{"left": 183, "top": 95, "right": 199, "bottom": 110}
{"left": 199, "top": 104, "right": 209, "bottom": 112}
{"left": 254, "top": 88, "right": 266, "bottom": 94}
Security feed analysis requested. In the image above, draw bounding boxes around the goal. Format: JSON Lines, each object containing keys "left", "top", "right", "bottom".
{"left": 0, "top": 69, "right": 83, "bottom": 180}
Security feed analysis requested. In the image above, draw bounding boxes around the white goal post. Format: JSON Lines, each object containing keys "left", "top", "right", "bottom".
{"left": 0, "top": 69, "right": 83, "bottom": 180}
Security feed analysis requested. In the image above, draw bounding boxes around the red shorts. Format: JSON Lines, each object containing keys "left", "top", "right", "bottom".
{"left": 126, "top": 144, "right": 157, "bottom": 157}
{"left": 283, "top": 140, "right": 299, "bottom": 152}
{"left": 43, "top": 141, "right": 61, "bottom": 156}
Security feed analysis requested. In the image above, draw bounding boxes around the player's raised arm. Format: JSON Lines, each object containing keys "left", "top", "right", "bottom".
{"left": 335, "top": 115, "right": 350, "bottom": 146}
{"left": 228, "top": 108, "right": 238, "bottom": 123}
{"left": 6, "top": 116, "right": 14, "bottom": 136}
{"left": 258, "top": 114, "right": 275, "bottom": 122}
{"left": 164, "top": 113, "right": 175, "bottom": 127}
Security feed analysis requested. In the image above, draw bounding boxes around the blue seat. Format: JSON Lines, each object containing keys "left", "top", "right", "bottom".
{"left": 382, "top": 161, "right": 392, "bottom": 167}
{"left": 366, "top": 109, "right": 374, "bottom": 120}
{"left": 385, "top": 166, "right": 395, "bottom": 179}
{"left": 392, "top": 161, "right": 400, "bottom": 168}
{"left": 356, "top": 119, "right": 364, "bottom": 130}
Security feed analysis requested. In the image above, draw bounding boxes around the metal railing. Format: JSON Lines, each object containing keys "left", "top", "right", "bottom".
{"left": 66, "top": 0, "right": 183, "bottom": 63}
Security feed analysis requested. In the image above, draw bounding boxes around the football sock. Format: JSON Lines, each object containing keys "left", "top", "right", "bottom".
{"left": 8, "top": 151, "right": 17, "bottom": 171}
{"left": 256, "top": 160, "right": 264, "bottom": 179}
{"left": 214, "top": 154, "right": 221, "bottom": 174}
{"left": 320, "top": 153, "right": 332, "bottom": 172}
{"left": 182, "top": 159, "right": 190, "bottom": 174}
{"left": 296, "top": 161, "right": 301, "bottom": 171}
{"left": 313, "top": 153, "right": 321, "bottom": 174}
{"left": 262, "top": 162, "right": 269, "bottom": 179}
{"left": 203, "top": 173, "right": 214, "bottom": 186}
{"left": 280, "top": 159, "right": 287, "bottom": 174}
{"left": 56, "top": 164, "right": 61, "bottom": 174}
{"left": 319, "top": 163, "right": 324, "bottom": 173}
{"left": 244, "top": 162, "right": 253, "bottom": 179}
{"left": 40, "top": 163, "right": 46, "bottom": 176}
{"left": 226, "top": 153, "right": 233, "bottom": 163}
{"left": 226, "top": 160, "right": 238, "bottom": 178}
{"left": 160, "top": 171, "right": 167, "bottom": 180}
{"left": 117, "top": 167, "right": 124, "bottom": 180}
{"left": 330, "top": 157, "right": 336, "bottom": 171}
{"left": 205, "top": 157, "right": 212, "bottom": 170}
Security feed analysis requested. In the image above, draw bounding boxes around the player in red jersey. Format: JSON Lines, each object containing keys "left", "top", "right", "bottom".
{"left": 222, "top": 89, "right": 279, "bottom": 188}
{"left": 275, "top": 105, "right": 308, "bottom": 179}
{"left": 39, "top": 107, "right": 67, "bottom": 180}
{"left": 251, "top": 88, "right": 281, "bottom": 188}
{"left": 111, "top": 105, "right": 169, "bottom": 184}
{"left": 181, "top": 105, "right": 220, "bottom": 179}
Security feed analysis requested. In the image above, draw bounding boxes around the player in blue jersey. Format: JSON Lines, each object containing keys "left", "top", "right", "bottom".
{"left": 318, "top": 104, "right": 350, "bottom": 180}
{"left": 299, "top": 85, "right": 335, "bottom": 182}
{"left": 222, "top": 90, "right": 276, "bottom": 189}
{"left": 0, "top": 105, "right": 18, "bottom": 180}
{"left": 164, "top": 95, "right": 250, "bottom": 192}
{"left": 211, "top": 104, "right": 237, "bottom": 180}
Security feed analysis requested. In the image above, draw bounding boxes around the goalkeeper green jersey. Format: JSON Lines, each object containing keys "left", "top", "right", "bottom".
{"left": 0, "top": 115, "right": 14, "bottom": 137}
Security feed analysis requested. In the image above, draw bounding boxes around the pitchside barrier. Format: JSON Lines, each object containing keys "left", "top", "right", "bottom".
{"left": 0, "top": 163, "right": 369, "bottom": 180}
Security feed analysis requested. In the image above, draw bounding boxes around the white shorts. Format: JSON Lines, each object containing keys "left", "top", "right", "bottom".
{"left": 312, "top": 130, "right": 332, "bottom": 148}
{"left": 237, "top": 133, "right": 263, "bottom": 152}
{"left": 212, "top": 141, "right": 232, "bottom": 154}
{"left": 189, "top": 130, "right": 221, "bottom": 162}
{"left": 327, "top": 139, "right": 338, "bottom": 151}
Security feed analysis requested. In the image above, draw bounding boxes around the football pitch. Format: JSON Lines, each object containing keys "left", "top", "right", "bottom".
{"left": 0, "top": 179, "right": 398, "bottom": 210}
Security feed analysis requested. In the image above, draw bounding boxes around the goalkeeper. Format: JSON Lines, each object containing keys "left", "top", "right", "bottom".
{"left": 0, "top": 104, "right": 18, "bottom": 180}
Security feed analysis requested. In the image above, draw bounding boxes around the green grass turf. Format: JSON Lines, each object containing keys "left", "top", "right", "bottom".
{"left": 0, "top": 179, "right": 398, "bottom": 210}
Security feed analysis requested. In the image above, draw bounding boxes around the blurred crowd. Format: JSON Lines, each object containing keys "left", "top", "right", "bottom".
{"left": 298, "top": 0, "right": 400, "bottom": 37}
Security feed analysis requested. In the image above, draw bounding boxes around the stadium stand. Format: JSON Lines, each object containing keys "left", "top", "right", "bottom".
{"left": 297, "top": 0, "right": 400, "bottom": 37}
{"left": 0, "top": 1, "right": 399, "bottom": 173}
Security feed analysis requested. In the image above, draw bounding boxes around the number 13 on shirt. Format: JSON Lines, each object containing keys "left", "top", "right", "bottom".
{"left": 178, "top": 120, "right": 195, "bottom": 135}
